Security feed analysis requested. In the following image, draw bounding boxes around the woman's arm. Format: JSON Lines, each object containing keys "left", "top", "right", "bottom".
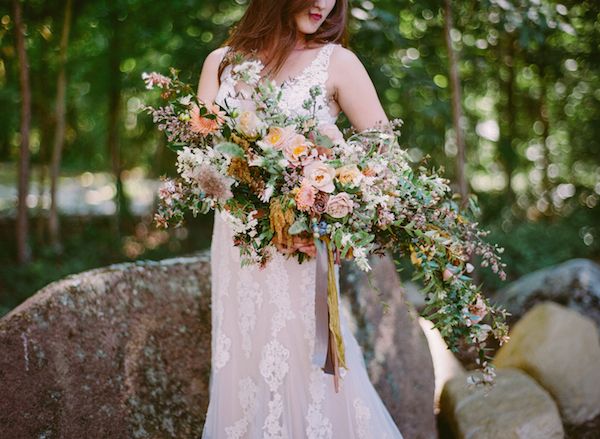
{"left": 331, "top": 47, "right": 389, "bottom": 131}
{"left": 196, "top": 47, "right": 228, "bottom": 104}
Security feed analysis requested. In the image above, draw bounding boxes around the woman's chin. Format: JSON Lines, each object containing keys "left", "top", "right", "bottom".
{"left": 298, "top": 26, "right": 320, "bottom": 35}
{"left": 296, "top": 18, "right": 323, "bottom": 35}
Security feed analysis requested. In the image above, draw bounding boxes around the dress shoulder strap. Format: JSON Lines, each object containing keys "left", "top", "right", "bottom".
{"left": 218, "top": 46, "right": 232, "bottom": 82}
{"left": 314, "top": 43, "right": 336, "bottom": 70}
{"left": 307, "top": 43, "right": 338, "bottom": 87}
{"left": 322, "top": 43, "right": 337, "bottom": 67}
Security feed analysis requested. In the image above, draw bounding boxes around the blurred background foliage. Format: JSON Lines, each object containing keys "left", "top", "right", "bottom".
{"left": 0, "top": 0, "right": 599, "bottom": 316}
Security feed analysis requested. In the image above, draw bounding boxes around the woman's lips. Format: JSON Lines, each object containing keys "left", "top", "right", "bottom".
{"left": 309, "top": 12, "right": 322, "bottom": 22}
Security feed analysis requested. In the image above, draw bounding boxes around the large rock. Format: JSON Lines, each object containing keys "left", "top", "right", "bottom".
{"left": 439, "top": 367, "right": 564, "bottom": 439}
{"left": 494, "top": 301, "right": 600, "bottom": 425}
{"left": 0, "top": 255, "right": 212, "bottom": 439}
{"left": 341, "top": 255, "right": 437, "bottom": 439}
{"left": 1, "top": 252, "right": 435, "bottom": 438}
{"left": 492, "top": 259, "right": 600, "bottom": 331}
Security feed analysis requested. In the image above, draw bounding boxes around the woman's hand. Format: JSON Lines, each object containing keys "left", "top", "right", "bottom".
{"left": 273, "top": 234, "right": 317, "bottom": 258}
{"left": 293, "top": 235, "right": 317, "bottom": 258}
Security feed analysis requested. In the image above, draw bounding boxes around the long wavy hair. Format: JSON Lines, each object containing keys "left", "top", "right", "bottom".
{"left": 218, "top": 0, "right": 349, "bottom": 81}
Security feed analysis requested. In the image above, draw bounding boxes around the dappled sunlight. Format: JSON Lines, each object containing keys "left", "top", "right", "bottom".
{"left": 0, "top": 165, "right": 159, "bottom": 218}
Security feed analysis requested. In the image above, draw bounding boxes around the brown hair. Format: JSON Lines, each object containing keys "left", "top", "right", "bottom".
{"left": 218, "top": 0, "right": 349, "bottom": 81}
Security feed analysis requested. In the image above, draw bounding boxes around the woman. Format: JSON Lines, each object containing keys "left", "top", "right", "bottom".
{"left": 197, "top": 1, "right": 404, "bottom": 437}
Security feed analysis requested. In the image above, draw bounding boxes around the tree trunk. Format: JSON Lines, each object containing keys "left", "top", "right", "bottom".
{"left": 48, "top": 0, "right": 73, "bottom": 253}
{"left": 443, "top": 0, "right": 468, "bottom": 204}
{"left": 13, "top": 0, "right": 32, "bottom": 265}
{"left": 107, "top": 5, "right": 129, "bottom": 241}
{"left": 33, "top": 62, "right": 54, "bottom": 243}
{"left": 538, "top": 61, "right": 551, "bottom": 211}
{"left": 501, "top": 33, "right": 518, "bottom": 203}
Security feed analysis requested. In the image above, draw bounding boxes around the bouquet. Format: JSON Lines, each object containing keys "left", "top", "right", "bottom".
{"left": 141, "top": 55, "right": 509, "bottom": 391}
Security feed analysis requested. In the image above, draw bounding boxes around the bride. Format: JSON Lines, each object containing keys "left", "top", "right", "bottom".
{"left": 197, "top": 0, "right": 404, "bottom": 437}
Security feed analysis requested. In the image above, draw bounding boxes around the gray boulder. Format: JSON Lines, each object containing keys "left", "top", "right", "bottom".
{"left": 439, "top": 367, "right": 564, "bottom": 439}
{"left": 0, "top": 255, "right": 212, "bottom": 439}
{"left": 492, "top": 258, "right": 600, "bottom": 331}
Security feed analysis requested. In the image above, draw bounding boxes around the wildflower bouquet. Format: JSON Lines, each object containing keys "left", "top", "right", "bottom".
{"left": 142, "top": 58, "right": 509, "bottom": 390}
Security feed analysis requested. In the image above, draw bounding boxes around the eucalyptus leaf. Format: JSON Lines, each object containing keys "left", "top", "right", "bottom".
{"left": 288, "top": 219, "right": 309, "bottom": 235}
{"left": 217, "top": 142, "right": 245, "bottom": 157}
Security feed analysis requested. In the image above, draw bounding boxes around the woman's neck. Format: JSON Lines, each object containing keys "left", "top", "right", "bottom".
{"left": 294, "top": 34, "right": 309, "bottom": 50}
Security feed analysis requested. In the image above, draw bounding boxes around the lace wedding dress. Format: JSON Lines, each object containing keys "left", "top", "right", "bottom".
{"left": 203, "top": 42, "right": 404, "bottom": 439}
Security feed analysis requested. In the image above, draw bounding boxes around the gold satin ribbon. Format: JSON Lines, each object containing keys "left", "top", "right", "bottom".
{"left": 314, "top": 235, "right": 346, "bottom": 392}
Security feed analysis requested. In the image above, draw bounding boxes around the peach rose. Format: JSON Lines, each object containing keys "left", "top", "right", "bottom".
{"left": 295, "top": 179, "right": 318, "bottom": 212}
{"left": 264, "top": 126, "right": 295, "bottom": 151}
{"left": 283, "top": 134, "right": 312, "bottom": 166}
{"left": 303, "top": 160, "right": 336, "bottom": 193}
{"left": 326, "top": 192, "right": 354, "bottom": 218}
{"left": 335, "top": 164, "right": 363, "bottom": 187}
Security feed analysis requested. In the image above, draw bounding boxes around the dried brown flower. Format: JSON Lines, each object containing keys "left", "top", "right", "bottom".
{"left": 231, "top": 133, "right": 251, "bottom": 154}
{"left": 227, "top": 157, "right": 265, "bottom": 195}
{"left": 194, "top": 164, "right": 233, "bottom": 202}
{"left": 312, "top": 191, "right": 329, "bottom": 215}
{"left": 269, "top": 197, "right": 295, "bottom": 250}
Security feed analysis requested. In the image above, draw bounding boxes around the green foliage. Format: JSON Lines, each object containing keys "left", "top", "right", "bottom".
{"left": 479, "top": 205, "right": 600, "bottom": 291}
{"left": 0, "top": 0, "right": 599, "bottom": 313}
{"left": 2, "top": 0, "right": 599, "bottom": 207}
{"left": 0, "top": 214, "right": 214, "bottom": 317}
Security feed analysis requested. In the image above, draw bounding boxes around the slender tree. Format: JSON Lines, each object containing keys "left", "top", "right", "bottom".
{"left": 443, "top": 0, "right": 468, "bottom": 203}
{"left": 107, "top": 2, "right": 130, "bottom": 240}
{"left": 48, "top": 0, "right": 73, "bottom": 252}
{"left": 500, "top": 32, "right": 518, "bottom": 203}
{"left": 13, "top": 0, "right": 32, "bottom": 264}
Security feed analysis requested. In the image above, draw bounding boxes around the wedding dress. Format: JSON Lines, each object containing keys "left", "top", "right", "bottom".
{"left": 203, "top": 42, "right": 404, "bottom": 439}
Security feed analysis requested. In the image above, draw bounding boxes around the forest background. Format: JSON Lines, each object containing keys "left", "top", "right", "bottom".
{"left": 1, "top": 0, "right": 598, "bottom": 316}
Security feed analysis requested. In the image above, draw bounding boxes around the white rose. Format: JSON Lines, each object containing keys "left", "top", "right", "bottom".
{"left": 303, "top": 160, "right": 336, "bottom": 193}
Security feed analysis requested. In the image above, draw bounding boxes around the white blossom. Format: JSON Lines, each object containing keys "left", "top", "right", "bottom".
{"left": 231, "top": 60, "right": 263, "bottom": 86}
{"left": 352, "top": 246, "right": 371, "bottom": 272}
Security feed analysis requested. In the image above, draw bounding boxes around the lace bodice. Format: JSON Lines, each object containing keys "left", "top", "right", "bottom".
{"left": 215, "top": 43, "right": 339, "bottom": 125}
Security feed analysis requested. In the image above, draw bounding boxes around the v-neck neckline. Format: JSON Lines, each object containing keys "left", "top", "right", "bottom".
{"left": 257, "top": 43, "right": 330, "bottom": 88}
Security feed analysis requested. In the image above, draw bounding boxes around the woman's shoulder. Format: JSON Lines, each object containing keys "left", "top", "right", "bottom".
{"left": 204, "top": 46, "right": 230, "bottom": 68}
{"left": 329, "top": 44, "right": 364, "bottom": 70}
{"left": 200, "top": 46, "right": 233, "bottom": 87}
{"left": 328, "top": 44, "right": 368, "bottom": 83}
